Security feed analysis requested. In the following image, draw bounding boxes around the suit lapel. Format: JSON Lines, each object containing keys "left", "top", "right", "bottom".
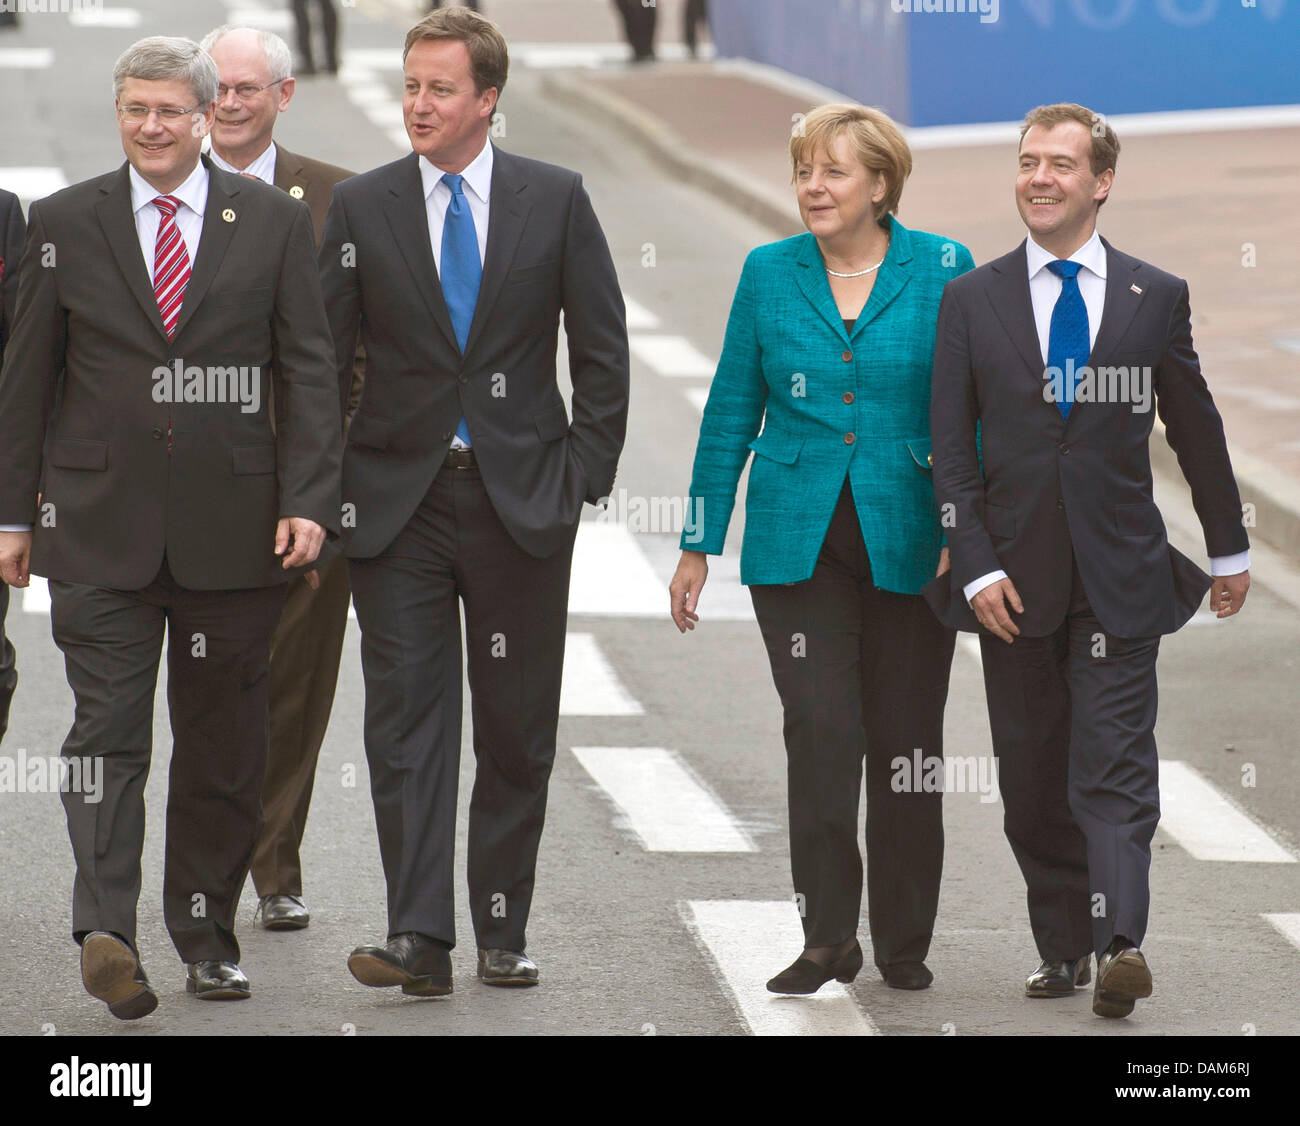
{"left": 94, "top": 163, "right": 169, "bottom": 342}
{"left": 1087, "top": 239, "right": 1146, "bottom": 366}
{"left": 172, "top": 156, "right": 241, "bottom": 339}
{"left": 984, "top": 242, "right": 1047, "bottom": 382}
{"left": 465, "top": 145, "right": 529, "bottom": 357}
{"left": 382, "top": 152, "right": 458, "bottom": 353}
{"left": 793, "top": 235, "right": 850, "bottom": 344}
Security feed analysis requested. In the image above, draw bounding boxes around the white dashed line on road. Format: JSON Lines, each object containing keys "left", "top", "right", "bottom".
{"left": 1158, "top": 760, "right": 1296, "bottom": 863}
{"left": 560, "top": 633, "right": 644, "bottom": 716}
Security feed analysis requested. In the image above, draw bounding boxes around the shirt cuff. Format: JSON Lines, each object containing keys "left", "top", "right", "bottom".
{"left": 963, "top": 570, "right": 1008, "bottom": 604}
{"left": 0, "top": 524, "right": 33, "bottom": 533}
{"left": 1209, "top": 551, "right": 1250, "bottom": 577}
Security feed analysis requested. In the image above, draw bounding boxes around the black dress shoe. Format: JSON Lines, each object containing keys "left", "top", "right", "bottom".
{"left": 880, "top": 961, "right": 933, "bottom": 990}
{"left": 477, "top": 948, "right": 539, "bottom": 987}
{"left": 1025, "top": 954, "right": 1092, "bottom": 998}
{"left": 81, "top": 932, "right": 157, "bottom": 1021}
{"left": 348, "top": 932, "right": 452, "bottom": 996}
{"left": 766, "top": 940, "right": 863, "bottom": 995}
{"left": 186, "top": 960, "right": 251, "bottom": 1000}
{"left": 258, "top": 894, "right": 310, "bottom": 931}
{"left": 1093, "top": 940, "right": 1152, "bottom": 1018}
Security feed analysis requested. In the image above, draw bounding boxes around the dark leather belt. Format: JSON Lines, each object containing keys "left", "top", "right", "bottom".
{"left": 445, "top": 447, "right": 476, "bottom": 469}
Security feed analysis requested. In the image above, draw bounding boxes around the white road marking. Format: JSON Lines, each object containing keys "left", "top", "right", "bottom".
{"left": 22, "top": 577, "right": 50, "bottom": 614}
{"left": 569, "top": 522, "right": 668, "bottom": 616}
{"left": 630, "top": 334, "right": 716, "bottom": 378}
{"left": 69, "top": 7, "right": 141, "bottom": 27}
{"left": 1159, "top": 760, "right": 1296, "bottom": 863}
{"left": 0, "top": 167, "right": 67, "bottom": 205}
{"left": 1186, "top": 610, "right": 1226, "bottom": 626}
{"left": 0, "top": 48, "right": 53, "bottom": 69}
{"left": 571, "top": 746, "right": 754, "bottom": 852}
{"left": 1215, "top": 384, "right": 1300, "bottom": 412}
{"left": 683, "top": 387, "right": 710, "bottom": 413}
{"left": 684, "top": 900, "right": 877, "bottom": 1035}
{"left": 958, "top": 635, "right": 982, "bottom": 664}
{"left": 1262, "top": 914, "right": 1300, "bottom": 950}
{"left": 624, "top": 296, "right": 660, "bottom": 330}
{"left": 225, "top": 7, "right": 293, "bottom": 31}
{"left": 560, "top": 633, "right": 644, "bottom": 716}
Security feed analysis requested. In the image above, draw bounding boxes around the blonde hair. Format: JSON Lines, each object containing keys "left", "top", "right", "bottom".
{"left": 790, "top": 103, "right": 912, "bottom": 220}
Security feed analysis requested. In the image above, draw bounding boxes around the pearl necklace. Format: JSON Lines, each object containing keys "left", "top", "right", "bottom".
{"left": 826, "top": 255, "right": 886, "bottom": 278}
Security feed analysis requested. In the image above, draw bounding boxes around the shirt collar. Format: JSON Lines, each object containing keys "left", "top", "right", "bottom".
{"left": 129, "top": 158, "right": 209, "bottom": 219}
{"left": 419, "top": 138, "right": 494, "bottom": 205}
{"left": 1026, "top": 227, "right": 1106, "bottom": 281}
{"left": 207, "top": 140, "right": 277, "bottom": 184}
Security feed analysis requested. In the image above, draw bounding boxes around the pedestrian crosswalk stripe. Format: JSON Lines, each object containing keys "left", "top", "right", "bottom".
{"left": 1158, "top": 760, "right": 1296, "bottom": 863}
{"left": 68, "top": 7, "right": 142, "bottom": 27}
{"left": 0, "top": 49, "right": 53, "bottom": 69}
{"left": 569, "top": 522, "right": 667, "bottom": 616}
{"left": 0, "top": 166, "right": 68, "bottom": 205}
{"left": 624, "top": 297, "right": 660, "bottom": 330}
{"left": 560, "top": 633, "right": 644, "bottom": 716}
{"left": 629, "top": 334, "right": 716, "bottom": 378}
{"left": 22, "top": 577, "right": 50, "bottom": 614}
{"left": 683, "top": 900, "right": 877, "bottom": 1035}
{"left": 571, "top": 746, "right": 754, "bottom": 852}
{"left": 682, "top": 387, "right": 710, "bottom": 414}
{"left": 1262, "top": 914, "right": 1300, "bottom": 951}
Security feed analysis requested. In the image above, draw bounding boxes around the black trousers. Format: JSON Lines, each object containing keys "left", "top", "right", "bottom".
{"left": 291, "top": 0, "right": 339, "bottom": 70}
{"left": 750, "top": 479, "right": 956, "bottom": 967}
{"left": 348, "top": 463, "right": 576, "bottom": 952}
{"left": 980, "top": 557, "right": 1161, "bottom": 959}
{"left": 50, "top": 559, "right": 286, "bottom": 963}
{"left": 614, "top": 0, "right": 657, "bottom": 60}
{"left": 0, "top": 582, "right": 15, "bottom": 743}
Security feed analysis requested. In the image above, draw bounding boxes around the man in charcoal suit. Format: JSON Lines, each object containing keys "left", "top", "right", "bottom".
{"left": 0, "top": 37, "right": 340, "bottom": 1018}
{"left": 926, "top": 103, "right": 1250, "bottom": 1019}
{"left": 0, "top": 186, "right": 24, "bottom": 745}
{"left": 320, "top": 8, "right": 628, "bottom": 995}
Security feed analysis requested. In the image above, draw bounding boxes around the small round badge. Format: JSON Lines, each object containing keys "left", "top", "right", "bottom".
{"left": 222, "top": 208, "right": 236, "bottom": 223}
{"left": 289, "top": 185, "right": 304, "bottom": 199}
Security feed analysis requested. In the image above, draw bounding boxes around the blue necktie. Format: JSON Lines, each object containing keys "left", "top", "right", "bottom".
{"left": 1046, "top": 259, "right": 1089, "bottom": 421}
{"left": 441, "top": 172, "right": 480, "bottom": 445}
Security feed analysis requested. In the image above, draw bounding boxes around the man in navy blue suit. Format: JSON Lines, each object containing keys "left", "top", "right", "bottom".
{"left": 928, "top": 103, "right": 1250, "bottom": 1019}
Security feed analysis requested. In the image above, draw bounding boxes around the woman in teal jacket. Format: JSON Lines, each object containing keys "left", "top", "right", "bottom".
{"left": 670, "top": 104, "right": 974, "bottom": 994}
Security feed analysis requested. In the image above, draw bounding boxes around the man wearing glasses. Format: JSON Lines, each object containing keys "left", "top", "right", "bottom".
{"left": 201, "top": 24, "right": 361, "bottom": 938}
{"left": 0, "top": 36, "right": 340, "bottom": 1019}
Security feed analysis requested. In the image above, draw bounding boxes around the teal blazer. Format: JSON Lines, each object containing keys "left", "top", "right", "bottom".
{"left": 683, "top": 216, "right": 975, "bottom": 592}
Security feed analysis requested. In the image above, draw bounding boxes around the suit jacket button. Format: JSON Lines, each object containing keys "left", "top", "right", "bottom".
{"left": 152, "top": 427, "right": 163, "bottom": 439}
{"left": 1057, "top": 499, "right": 1065, "bottom": 509}
{"left": 842, "top": 391, "right": 854, "bottom": 404}
{"left": 458, "top": 374, "right": 468, "bottom": 384}
{"left": 844, "top": 432, "right": 855, "bottom": 445}
{"left": 1059, "top": 443, "right": 1069, "bottom": 454}
{"left": 841, "top": 350, "right": 853, "bottom": 362}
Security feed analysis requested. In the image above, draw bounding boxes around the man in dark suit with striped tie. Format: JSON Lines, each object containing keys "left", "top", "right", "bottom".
{"left": 927, "top": 103, "right": 1250, "bottom": 1019}
{"left": 0, "top": 36, "right": 340, "bottom": 1019}
{"left": 0, "top": 185, "right": 24, "bottom": 745}
{"left": 202, "top": 23, "right": 361, "bottom": 934}
{"left": 320, "top": 8, "right": 628, "bottom": 995}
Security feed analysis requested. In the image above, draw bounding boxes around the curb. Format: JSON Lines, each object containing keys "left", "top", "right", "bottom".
{"left": 543, "top": 68, "right": 1300, "bottom": 565}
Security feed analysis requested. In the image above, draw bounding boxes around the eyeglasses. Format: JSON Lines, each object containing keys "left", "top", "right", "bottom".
{"left": 216, "top": 79, "right": 287, "bottom": 102}
{"left": 118, "top": 104, "right": 200, "bottom": 124}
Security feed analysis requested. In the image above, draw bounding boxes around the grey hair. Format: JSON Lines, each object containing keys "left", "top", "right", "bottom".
{"left": 199, "top": 25, "right": 294, "bottom": 83}
{"left": 112, "top": 36, "right": 219, "bottom": 107}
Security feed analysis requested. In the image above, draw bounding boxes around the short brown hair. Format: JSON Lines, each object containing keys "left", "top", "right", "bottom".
{"left": 403, "top": 8, "right": 508, "bottom": 99}
{"left": 790, "top": 103, "right": 912, "bottom": 221}
{"left": 1019, "top": 103, "right": 1120, "bottom": 178}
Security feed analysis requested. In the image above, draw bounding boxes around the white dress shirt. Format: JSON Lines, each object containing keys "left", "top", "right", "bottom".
{"left": 0, "top": 160, "right": 211, "bottom": 533}
{"left": 207, "top": 140, "right": 277, "bottom": 185}
{"left": 962, "top": 228, "right": 1248, "bottom": 607}
{"left": 420, "top": 139, "right": 492, "bottom": 449}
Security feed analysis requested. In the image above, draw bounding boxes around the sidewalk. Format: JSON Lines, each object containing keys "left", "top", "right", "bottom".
{"left": 542, "top": 60, "right": 1300, "bottom": 561}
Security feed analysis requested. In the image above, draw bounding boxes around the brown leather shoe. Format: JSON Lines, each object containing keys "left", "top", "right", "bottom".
{"left": 81, "top": 932, "right": 157, "bottom": 1020}
{"left": 348, "top": 932, "right": 452, "bottom": 996}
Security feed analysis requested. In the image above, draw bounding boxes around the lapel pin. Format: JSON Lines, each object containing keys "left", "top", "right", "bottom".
{"left": 1130, "top": 283, "right": 1143, "bottom": 295}
{"left": 222, "top": 208, "right": 236, "bottom": 223}
{"left": 289, "top": 185, "right": 304, "bottom": 199}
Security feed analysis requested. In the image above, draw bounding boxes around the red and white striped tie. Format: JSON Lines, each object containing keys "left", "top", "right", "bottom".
{"left": 151, "top": 194, "right": 191, "bottom": 338}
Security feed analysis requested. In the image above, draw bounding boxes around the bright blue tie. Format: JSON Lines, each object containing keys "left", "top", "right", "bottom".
{"left": 440, "top": 172, "right": 480, "bottom": 445}
{"left": 1046, "top": 259, "right": 1089, "bottom": 421}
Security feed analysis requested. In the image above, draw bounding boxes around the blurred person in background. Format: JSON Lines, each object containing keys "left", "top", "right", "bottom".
{"left": 684, "top": 0, "right": 708, "bottom": 58}
{"left": 432, "top": 1, "right": 481, "bottom": 11}
{"left": 0, "top": 185, "right": 23, "bottom": 745}
{"left": 669, "top": 104, "right": 973, "bottom": 994}
{"left": 202, "top": 23, "right": 362, "bottom": 936}
{"left": 290, "top": 0, "right": 339, "bottom": 75}
{"left": 614, "top": 0, "right": 656, "bottom": 62}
